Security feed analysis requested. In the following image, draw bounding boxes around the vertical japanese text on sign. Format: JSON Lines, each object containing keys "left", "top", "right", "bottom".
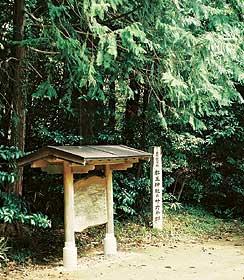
{"left": 150, "top": 146, "right": 163, "bottom": 229}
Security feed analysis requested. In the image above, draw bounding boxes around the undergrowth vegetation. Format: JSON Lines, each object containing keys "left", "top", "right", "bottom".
{"left": 115, "top": 206, "right": 244, "bottom": 249}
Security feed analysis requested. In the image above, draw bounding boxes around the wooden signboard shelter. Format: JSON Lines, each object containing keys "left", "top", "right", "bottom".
{"left": 18, "top": 145, "right": 151, "bottom": 270}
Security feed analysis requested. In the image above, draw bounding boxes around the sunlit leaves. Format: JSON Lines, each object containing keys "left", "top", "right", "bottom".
{"left": 6, "top": 0, "right": 244, "bottom": 129}
{"left": 32, "top": 81, "right": 57, "bottom": 100}
{"left": 0, "top": 146, "right": 23, "bottom": 161}
{"left": 107, "top": 33, "right": 118, "bottom": 58}
{"left": 0, "top": 192, "right": 51, "bottom": 228}
{"left": 0, "top": 172, "right": 16, "bottom": 184}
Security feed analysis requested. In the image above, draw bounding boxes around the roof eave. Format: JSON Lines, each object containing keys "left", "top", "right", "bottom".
{"left": 17, "top": 146, "right": 85, "bottom": 167}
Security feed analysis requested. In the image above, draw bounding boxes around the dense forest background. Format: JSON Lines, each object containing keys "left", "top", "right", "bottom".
{"left": 0, "top": 0, "right": 243, "bottom": 231}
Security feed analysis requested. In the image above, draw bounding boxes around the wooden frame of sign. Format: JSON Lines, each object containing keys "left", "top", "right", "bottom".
{"left": 17, "top": 145, "right": 151, "bottom": 270}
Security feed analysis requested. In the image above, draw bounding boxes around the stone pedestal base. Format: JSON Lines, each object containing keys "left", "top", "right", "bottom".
{"left": 63, "top": 242, "right": 77, "bottom": 270}
{"left": 104, "top": 233, "right": 117, "bottom": 256}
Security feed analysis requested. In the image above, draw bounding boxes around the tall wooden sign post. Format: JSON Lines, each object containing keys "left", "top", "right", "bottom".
{"left": 150, "top": 146, "right": 163, "bottom": 229}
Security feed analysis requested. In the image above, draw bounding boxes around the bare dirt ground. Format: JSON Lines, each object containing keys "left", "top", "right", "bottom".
{"left": 2, "top": 238, "right": 244, "bottom": 280}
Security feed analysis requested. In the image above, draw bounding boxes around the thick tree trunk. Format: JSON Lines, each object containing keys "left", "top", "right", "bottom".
{"left": 136, "top": 90, "right": 149, "bottom": 178}
{"left": 1, "top": 93, "right": 12, "bottom": 146}
{"left": 123, "top": 92, "right": 140, "bottom": 146}
{"left": 79, "top": 99, "right": 103, "bottom": 144}
{"left": 10, "top": 0, "right": 26, "bottom": 195}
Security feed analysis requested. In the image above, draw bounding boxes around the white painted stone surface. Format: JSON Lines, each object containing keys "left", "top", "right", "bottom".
{"left": 63, "top": 242, "right": 77, "bottom": 270}
{"left": 104, "top": 233, "right": 117, "bottom": 256}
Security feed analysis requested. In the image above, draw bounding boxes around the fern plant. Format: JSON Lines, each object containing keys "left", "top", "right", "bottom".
{"left": 0, "top": 238, "right": 10, "bottom": 265}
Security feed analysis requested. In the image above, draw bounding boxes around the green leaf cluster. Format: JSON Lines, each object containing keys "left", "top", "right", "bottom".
{"left": 0, "top": 192, "right": 51, "bottom": 228}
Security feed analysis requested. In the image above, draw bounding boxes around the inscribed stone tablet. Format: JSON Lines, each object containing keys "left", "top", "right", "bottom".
{"left": 74, "top": 176, "right": 107, "bottom": 232}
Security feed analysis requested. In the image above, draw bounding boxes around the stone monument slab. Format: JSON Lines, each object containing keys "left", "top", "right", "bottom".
{"left": 74, "top": 176, "right": 107, "bottom": 232}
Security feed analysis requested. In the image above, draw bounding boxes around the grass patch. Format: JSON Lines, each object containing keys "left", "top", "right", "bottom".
{"left": 115, "top": 206, "right": 244, "bottom": 249}
{"left": 165, "top": 206, "right": 244, "bottom": 240}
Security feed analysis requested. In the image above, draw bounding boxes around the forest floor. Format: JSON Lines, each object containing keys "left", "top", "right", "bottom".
{"left": 1, "top": 208, "right": 244, "bottom": 280}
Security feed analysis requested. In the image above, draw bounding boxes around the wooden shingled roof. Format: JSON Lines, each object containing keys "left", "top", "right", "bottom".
{"left": 18, "top": 145, "right": 152, "bottom": 167}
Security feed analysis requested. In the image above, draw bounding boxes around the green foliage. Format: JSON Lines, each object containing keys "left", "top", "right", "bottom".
{"left": 32, "top": 81, "right": 58, "bottom": 100}
{"left": 0, "top": 146, "right": 23, "bottom": 185}
{"left": 0, "top": 238, "right": 9, "bottom": 265}
{"left": 0, "top": 192, "right": 51, "bottom": 228}
{"left": 0, "top": 145, "right": 51, "bottom": 229}
{"left": 0, "top": 146, "right": 23, "bottom": 161}
{"left": 20, "top": 0, "right": 243, "bottom": 124}
{"left": 160, "top": 103, "right": 244, "bottom": 218}
{"left": 0, "top": 172, "right": 16, "bottom": 185}
{"left": 34, "top": 124, "right": 83, "bottom": 145}
{"left": 9, "top": 248, "right": 31, "bottom": 264}
{"left": 113, "top": 172, "right": 151, "bottom": 219}
{"left": 163, "top": 193, "right": 183, "bottom": 211}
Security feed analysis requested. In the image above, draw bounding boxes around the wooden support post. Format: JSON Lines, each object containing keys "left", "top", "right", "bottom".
{"left": 63, "top": 161, "right": 77, "bottom": 270}
{"left": 104, "top": 165, "right": 117, "bottom": 256}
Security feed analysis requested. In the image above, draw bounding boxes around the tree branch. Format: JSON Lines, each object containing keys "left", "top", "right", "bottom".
{"left": 103, "top": 5, "right": 143, "bottom": 24}
{"left": 28, "top": 47, "right": 59, "bottom": 55}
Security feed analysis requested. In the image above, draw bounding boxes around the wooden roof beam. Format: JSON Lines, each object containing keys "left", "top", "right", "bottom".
{"left": 72, "top": 165, "right": 95, "bottom": 174}
{"left": 41, "top": 164, "right": 96, "bottom": 174}
{"left": 110, "top": 163, "right": 134, "bottom": 171}
{"left": 46, "top": 158, "right": 64, "bottom": 164}
{"left": 31, "top": 159, "right": 49, "bottom": 168}
{"left": 87, "top": 158, "right": 139, "bottom": 166}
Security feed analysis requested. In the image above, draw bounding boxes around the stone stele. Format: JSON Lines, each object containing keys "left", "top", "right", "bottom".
{"left": 74, "top": 176, "right": 107, "bottom": 232}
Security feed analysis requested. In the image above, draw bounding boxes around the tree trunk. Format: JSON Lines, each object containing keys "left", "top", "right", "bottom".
{"left": 1, "top": 93, "right": 12, "bottom": 147}
{"left": 108, "top": 82, "right": 116, "bottom": 131}
{"left": 10, "top": 0, "right": 26, "bottom": 195}
{"left": 136, "top": 89, "right": 149, "bottom": 178}
{"left": 123, "top": 92, "right": 140, "bottom": 146}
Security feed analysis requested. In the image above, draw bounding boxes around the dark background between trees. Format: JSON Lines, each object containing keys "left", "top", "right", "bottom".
{"left": 0, "top": 0, "right": 243, "bottom": 230}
